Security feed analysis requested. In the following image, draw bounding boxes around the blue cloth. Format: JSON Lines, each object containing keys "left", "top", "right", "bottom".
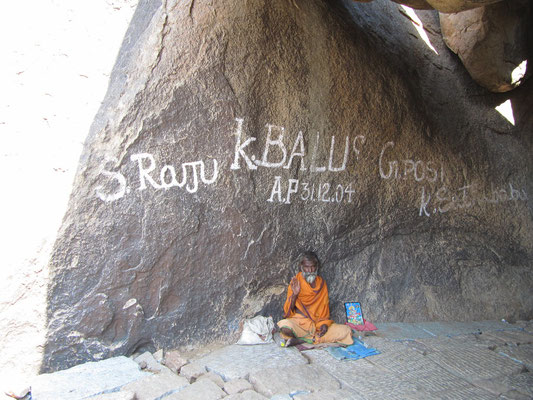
{"left": 326, "top": 338, "right": 380, "bottom": 360}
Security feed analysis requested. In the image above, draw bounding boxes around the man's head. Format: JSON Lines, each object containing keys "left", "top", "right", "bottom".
{"left": 300, "top": 251, "right": 319, "bottom": 284}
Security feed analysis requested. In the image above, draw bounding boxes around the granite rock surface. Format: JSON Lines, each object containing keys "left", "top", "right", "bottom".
{"left": 42, "top": 0, "right": 533, "bottom": 371}
{"left": 441, "top": 0, "right": 532, "bottom": 92}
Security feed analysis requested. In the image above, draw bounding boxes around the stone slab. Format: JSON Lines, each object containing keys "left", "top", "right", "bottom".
{"left": 468, "top": 376, "right": 522, "bottom": 397}
{"left": 374, "top": 323, "right": 436, "bottom": 340}
{"left": 468, "top": 320, "right": 524, "bottom": 333}
{"left": 197, "top": 371, "right": 225, "bottom": 388}
{"left": 165, "top": 378, "right": 225, "bottom": 400}
{"left": 365, "top": 344, "right": 436, "bottom": 374}
{"left": 225, "top": 390, "right": 268, "bottom": 400}
{"left": 360, "top": 338, "right": 484, "bottom": 395}
{"left": 498, "top": 372, "right": 533, "bottom": 398}
{"left": 498, "top": 344, "right": 533, "bottom": 370}
{"left": 428, "top": 333, "right": 504, "bottom": 351}
{"left": 163, "top": 350, "right": 188, "bottom": 373}
{"left": 400, "top": 366, "right": 474, "bottom": 394}
{"left": 303, "top": 349, "right": 379, "bottom": 377}
{"left": 417, "top": 336, "right": 489, "bottom": 352}
{"left": 249, "top": 364, "right": 340, "bottom": 398}
{"left": 413, "top": 321, "right": 486, "bottom": 337}
{"left": 485, "top": 329, "right": 533, "bottom": 344}
{"left": 31, "top": 356, "right": 149, "bottom": 400}
{"left": 89, "top": 391, "right": 136, "bottom": 400}
{"left": 121, "top": 370, "right": 189, "bottom": 400}
{"left": 303, "top": 349, "right": 418, "bottom": 399}
{"left": 193, "top": 343, "right": 307, "bottom": 381}
{"left": 417, "top": 335, "right": 496, "bottom": 352}
{"left": 179, "top": 363, "right": 207, "bottom": 381}
{"left": 358, "top": 336, "right": 406, "bottom": 353}
{"left": 403, "top": 339, "right": 436, "bottom": 355}
{"left": 514, "top": 320, "right": 533, "bottom": 334}
{"left": 375, "top": 321, "right": 523, "bottom": 342}
{"left": 425, "top": 342, "right": 523, "bottom": 380}
{"left": 371, "top": 355, "right": 476, "bottom": 395}
{"left": 337, "top": 372, "right": 420, "bottom": 400}
{"left": 292, "top": 388, "right": 367, "bottom": 400}
{"left": 487, "top": 330, "right": 533, "bottom": 370}
{"left": 223, "top": 378, "right": 254, "bottom": 395}
{"left": 413, "top": 383, "right": 497, "bottom": 400}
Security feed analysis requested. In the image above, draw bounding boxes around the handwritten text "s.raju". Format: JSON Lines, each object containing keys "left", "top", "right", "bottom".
{"left": 95, "top": 153, "right": 218, "bottom": 202}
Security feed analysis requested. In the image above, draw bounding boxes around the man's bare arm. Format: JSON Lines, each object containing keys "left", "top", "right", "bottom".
{"left": 284, "top": 277, "right": 300, "bottom": 318}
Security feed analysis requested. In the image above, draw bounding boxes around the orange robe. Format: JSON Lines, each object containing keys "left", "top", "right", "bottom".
{"left": 283, "top": 272, "right": 334, "bottom": 331}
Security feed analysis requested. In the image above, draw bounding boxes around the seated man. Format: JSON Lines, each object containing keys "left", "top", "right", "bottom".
{"left": 277, "top": 251, "right": 353, "bottom": 347}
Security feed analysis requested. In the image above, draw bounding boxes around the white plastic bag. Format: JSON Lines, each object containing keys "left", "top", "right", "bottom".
{"left": 236, "top": 315, "right": 275, "bottom": 345}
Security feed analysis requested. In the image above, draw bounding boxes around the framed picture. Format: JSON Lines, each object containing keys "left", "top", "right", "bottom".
{"left": 345, "top": 302, "right": 364, "bottom": 325}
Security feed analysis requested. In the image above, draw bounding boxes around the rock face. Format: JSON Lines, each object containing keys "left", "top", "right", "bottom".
{"left": 425, "top": 0, "right": 502, "bottom": 13}
{"left": 356, "top": 0, "right": 503, "bottom": 13}
{"left": 43, "top": 0, "right": 533, "bottom": 371}
{"left": 440, "top": 0, "right": 532, "bottom": 92}
{"left": 390, "top": 0, "right": 434, "bottom": 10}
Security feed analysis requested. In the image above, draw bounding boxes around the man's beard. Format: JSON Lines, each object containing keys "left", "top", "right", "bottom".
{"left": 303, "top": 272, "right": 317, "bottom": 284}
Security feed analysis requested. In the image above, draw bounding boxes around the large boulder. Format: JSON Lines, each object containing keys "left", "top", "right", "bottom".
{"left": 353, "top": 0, "right": 504, "bottom": 12}
{"left": 390, "top": 0, "right": 434, "bottom": 10}
{"left": 43, "top": 0, "right": 533, "bottom": 371}
{"left": 440, "top": 0, "right": 532, "bottom": 92}
{"left": 425, "top": 0, "right": 502, "bottom": 13}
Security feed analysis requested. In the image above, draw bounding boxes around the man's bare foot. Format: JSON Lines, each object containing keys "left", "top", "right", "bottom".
{"left": 285, "top": 337, "right": 305, "bottom": 347}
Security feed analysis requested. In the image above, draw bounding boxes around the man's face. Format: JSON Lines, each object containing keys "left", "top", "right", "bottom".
{"left": 301, "top": 259, "right": 318, "bottom": 284}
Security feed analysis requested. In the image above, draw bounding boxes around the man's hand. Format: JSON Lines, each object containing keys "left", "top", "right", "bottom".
{"left": 317, "top": 324, "right": 328, "bottom": 338}
{"left": 284, "top": 277, "right": 300, "bottom": 318}
{"left": 290, "top": 277, "right": 301, "bottom": 296}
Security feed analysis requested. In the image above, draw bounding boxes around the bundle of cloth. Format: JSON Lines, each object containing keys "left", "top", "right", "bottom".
{"left": 346, "top": 319, "right": 377, "bottom": 332}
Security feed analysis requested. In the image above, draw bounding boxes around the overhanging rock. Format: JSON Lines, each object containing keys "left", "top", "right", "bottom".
{"left": 43, "top": 0, "right": 533, "bottom": 371}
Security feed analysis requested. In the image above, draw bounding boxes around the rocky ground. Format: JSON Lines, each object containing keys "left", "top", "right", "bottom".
{"left": 10, "top": 319, "right": 533, "bottom": 400}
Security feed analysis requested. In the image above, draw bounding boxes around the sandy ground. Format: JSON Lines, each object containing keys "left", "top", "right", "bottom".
{"left": 0, "top": 0, "right": 137, "bottom": 394}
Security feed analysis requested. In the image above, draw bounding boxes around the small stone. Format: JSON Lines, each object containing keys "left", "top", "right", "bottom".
{"left": 179, "top": 363, "right": 207, "bottom": 382}
{"left": 4, "top": 386, "right": 30, "bottom": 399}
{"left": 138, "top": 360, "right": 148, "bottom": 369}
{"left": 165, "top": 378, "right": 225, "bottom": 400}
{"left": 153, "top": 349, "right": 164, "bottom": 363}
{"left": 134, "top": 351, "right": 164, "bottom": 372}
{"left": 224, "top": 378, "right": 254, "bottom": 395}
{"left": 164, "top": 350, "right": 188, "bottom": 373}
{"left": 197, "top": 371, "right": 225, "bottom": 388}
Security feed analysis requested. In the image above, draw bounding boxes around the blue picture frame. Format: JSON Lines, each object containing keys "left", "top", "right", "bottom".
{"left": 345, "top": 302, "right": 364, "bottom": 325}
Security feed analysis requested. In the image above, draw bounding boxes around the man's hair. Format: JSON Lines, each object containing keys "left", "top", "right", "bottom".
{"left": 301, "top": 251, "right": 320, "bottom": 268}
